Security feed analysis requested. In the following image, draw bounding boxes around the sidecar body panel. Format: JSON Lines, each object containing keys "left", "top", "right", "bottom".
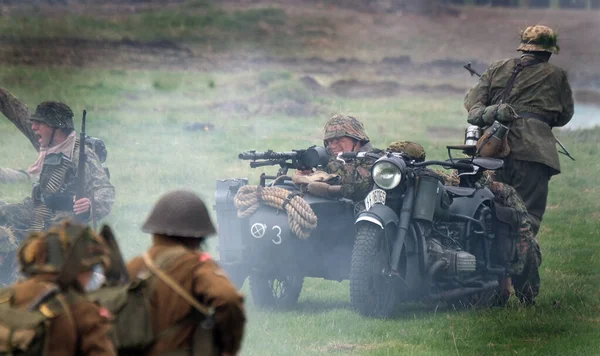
{"left": 215, "top": 179, "right": 356, "bottom": 283}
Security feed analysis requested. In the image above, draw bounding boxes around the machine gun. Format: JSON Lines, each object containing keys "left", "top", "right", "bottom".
{"left": 238, "top": 146, "right": 329, "bottom": 181}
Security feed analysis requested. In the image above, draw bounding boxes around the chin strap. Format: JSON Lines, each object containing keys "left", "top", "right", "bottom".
{"left": 48, "top": 128, "right": 57, "bottom": 147}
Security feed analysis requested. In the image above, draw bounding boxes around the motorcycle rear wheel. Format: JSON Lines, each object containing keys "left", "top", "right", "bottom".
{"left": 249, "top": 274, "right": 304, "bottom": 309}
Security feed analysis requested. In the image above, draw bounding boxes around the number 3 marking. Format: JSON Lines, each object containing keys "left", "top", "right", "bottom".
{"left": 272, "top": 226, "right": 282, "bottom": 245}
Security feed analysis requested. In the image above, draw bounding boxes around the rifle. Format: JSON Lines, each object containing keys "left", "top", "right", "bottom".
{"left": 462, "top": 62, "right": 575, "bottom": 161}
{"left": 238, "top": 146, "right": 329, "bottom": 177}
{"left": 463, "top": 62, "right": 482, "bottom": 78}
{"left": 75, "top": 110, "right": 93, "bottom": 224}
{"left": 99, "top": 224, "right": 130, "bottom": 285}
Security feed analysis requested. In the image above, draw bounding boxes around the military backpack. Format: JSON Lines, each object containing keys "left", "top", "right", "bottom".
{"left": 88, "top": 247, "right": 217, "bottom": 356}
{"left": 0, "top": 284, "right": 77, "bottom": 355}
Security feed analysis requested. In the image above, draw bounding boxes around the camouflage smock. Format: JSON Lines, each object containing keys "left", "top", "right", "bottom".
{"left": 323, "top": 143, "right": 383, "bottom": 202}
{"left": 49, "top": 142, "right": 115, "bottom": 222}
{"left": 464, "top": 55, "right": 574, "bottom": 175}
{"left": 438, "top": 170, "right": 540, "bottom": 277}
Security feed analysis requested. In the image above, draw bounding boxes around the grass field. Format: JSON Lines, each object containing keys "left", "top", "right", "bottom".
{"left": 1, "top": 2, "right": 599, "bottom": 355}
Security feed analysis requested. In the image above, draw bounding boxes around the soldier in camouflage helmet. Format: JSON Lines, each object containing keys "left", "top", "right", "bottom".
{"left": 464, "top": 24, "right": 574, "bottom": 235}
{"left": 322, "top": 113, "right": 370, "bottom": 150}
{"left": 0, "top": 88, "right": 115, "bottom": 285}
{"left": 387, "top": 141, "right": 541, "bottom": 305}
{"left": 5, "top": 219, "right": 117, "bottom": 354}
{"left": 300, "top": 114, "right": 383, "bottom": 202}
{"left": 127, "top": 190, "right": 246, "bottom": 356}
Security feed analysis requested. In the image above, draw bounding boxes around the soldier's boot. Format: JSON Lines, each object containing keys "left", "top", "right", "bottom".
{"left": 496, "top": 276, "right": 512, "bottom": 306}
{"left": 513, "top": 241, "right": 541, "bottom": 306}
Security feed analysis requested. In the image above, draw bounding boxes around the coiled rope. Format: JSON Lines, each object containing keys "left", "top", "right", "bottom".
{"left": 234, "top": 185, "right": 317, "bottom": 239}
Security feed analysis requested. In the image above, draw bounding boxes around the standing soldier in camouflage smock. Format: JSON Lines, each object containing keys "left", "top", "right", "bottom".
{"left": 388, "top": 141, "right": 541, "bottom": 305}
{"left": 127, "top": 190, "right": 246, "bottom": 356}
{"left": 0, "top": 88, "right": 115, "bottom": 285}
{"left": 464, "top": 25, "right": 574, "bottom": 234}
{"left": 298, "top": 114, "right": 382, "bottom": 202}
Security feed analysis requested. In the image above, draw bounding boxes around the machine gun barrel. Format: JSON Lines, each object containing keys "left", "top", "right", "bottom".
{"left": 238, "top": 150, "right": 298, "bottom": 160}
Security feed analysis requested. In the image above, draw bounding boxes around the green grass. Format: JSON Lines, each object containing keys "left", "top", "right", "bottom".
{"left": 1, "top": 64, "right": 599, "bottom": 355}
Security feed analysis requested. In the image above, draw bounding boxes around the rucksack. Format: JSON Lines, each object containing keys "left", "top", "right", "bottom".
{"left": 0, "top": 284, "right": 76, "bottom": 355}
{"left": 88, "top": 247, "right": 217, "bottom": 355}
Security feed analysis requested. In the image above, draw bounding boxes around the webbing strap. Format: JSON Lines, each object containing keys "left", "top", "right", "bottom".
{"left": 142, "top": 253, "right": 214, "bottom": 317}
{"left": 499, "top": 58, "right": 545, "bottom": 104}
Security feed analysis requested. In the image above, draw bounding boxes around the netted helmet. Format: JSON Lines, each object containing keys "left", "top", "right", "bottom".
{"left": 142, "top": 190, "right": 216, "bottom": 239}
{"left": 18, "top": 219, "right": 111, "bottom": 276}
{"left": 517, "top": 25, "right": 559, "bottom": 54}
{"left": 387, "top": 141, "right": 426, "bottom": 162}
{"left": 323, "top": 114, "right": 370, "bottom": 146}
{"left": 30, "top": 101, "right": 75, "bottom": 130}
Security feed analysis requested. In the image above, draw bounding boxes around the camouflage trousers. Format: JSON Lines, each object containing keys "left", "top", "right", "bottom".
{"left": 0, "top": 199, "right": 34, "bottom": 286}
{"left": 487, "top": 180, "right": 541, "bottom": 304}
{"left": 438, "top": 170, "right": 541, "bottom": 304}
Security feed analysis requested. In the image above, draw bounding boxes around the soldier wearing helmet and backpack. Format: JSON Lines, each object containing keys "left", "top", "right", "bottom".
{"left": 297, "top": 114, "right": 383, "bottom": 202}
{"left": 0, "top": 219, "right": 117, "bottom": 355}
{"left": 126, "top": 190, "right": 246, "bottom": 356}
{"left": 464, "top": 25, "right": 574, "bottom": 235}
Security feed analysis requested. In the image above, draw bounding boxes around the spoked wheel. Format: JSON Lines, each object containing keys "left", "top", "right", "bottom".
{"left": 350, "top": 224, "right": 417, "bottom": 318}
{"left": 249, "top": 274, "right": 304, "bottom": 309}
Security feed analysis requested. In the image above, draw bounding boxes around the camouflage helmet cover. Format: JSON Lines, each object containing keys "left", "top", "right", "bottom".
{"left": 18, "top": 219, "right": 111, "bottom": 276}
{"left": 517, "top": 25, "right": 559, "bottom": 54}
{"left": 323, "top": 114, "right": 370, "bottom": 146}
{"left": 142, "top": 190, "right": 217, "bottom": 239}
{"left": 30, "top": 101, "right": 75, "bottom": 130}
{"left": 387, "top": 141, "right": 426, "bottom": 162}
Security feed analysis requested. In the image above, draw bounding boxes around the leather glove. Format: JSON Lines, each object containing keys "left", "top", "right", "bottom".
{"left": 496, "top": 103, "right": 518, "bottom": 123}
{"left": 307, "top": 182, "right": 342, "bottom": 198}
{"left": 482, "top": 104, "right": 500, "bottom": 125}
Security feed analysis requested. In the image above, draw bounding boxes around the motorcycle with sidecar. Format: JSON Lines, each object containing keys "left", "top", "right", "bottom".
{"left": 346, "top": 146, "right": 521, "bottom": 317}
{"left": 214, "top": 146, "right": 359, "bottom": 308}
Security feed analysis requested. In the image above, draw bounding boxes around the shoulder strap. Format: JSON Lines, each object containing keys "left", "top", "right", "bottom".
{"left": 498, "top": 59, "right": 522, "bottom": 104}
{"left": 142, "top": 252, "right": 214, "bottom": 317}
{"left": 499, "top": 58, "right": 545, "bottom": 104}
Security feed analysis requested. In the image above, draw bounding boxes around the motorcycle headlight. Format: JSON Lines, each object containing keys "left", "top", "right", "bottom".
{"left": 372, "top": 161, "right": 402, "bottom": 190}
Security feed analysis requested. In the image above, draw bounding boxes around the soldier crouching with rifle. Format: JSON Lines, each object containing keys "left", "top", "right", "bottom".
{"left": 0, "top": 87, "right": 114, "bottom": 285}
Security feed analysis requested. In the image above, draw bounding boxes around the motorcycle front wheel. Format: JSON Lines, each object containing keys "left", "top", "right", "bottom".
{"left": 249, "top": 274, "right": 304, "bottom": 309}
{"left": 350, "top": 223, "right": 419, "bottom": 318}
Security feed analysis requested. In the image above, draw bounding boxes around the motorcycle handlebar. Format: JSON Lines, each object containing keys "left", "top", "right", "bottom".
{"left": 453, "top": 162, "right": 475, "bottom": 171}
{"left": 339, "top": 152, "right": 357, "bottom": 159}
{"left": 337, "top": 152, "right": 476, "bottom": 171}
{"left": 413, "top": 160, "right": 474, "bottom": 171}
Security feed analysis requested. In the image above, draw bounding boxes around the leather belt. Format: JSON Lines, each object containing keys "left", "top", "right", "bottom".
{"left": 518, "top": 111, "right": 552, "bottom": 126}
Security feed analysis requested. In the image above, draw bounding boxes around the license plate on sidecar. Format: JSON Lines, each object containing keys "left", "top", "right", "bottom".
{"left": 364, "top": 189, "right": 386, "bottom": 211}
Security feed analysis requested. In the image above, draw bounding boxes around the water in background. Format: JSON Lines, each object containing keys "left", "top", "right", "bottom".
{"left": 565, "top": 104, "right": 600, "bottom": 130}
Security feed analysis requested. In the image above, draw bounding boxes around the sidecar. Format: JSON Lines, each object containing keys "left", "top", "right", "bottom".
{"left": 215, "top": 177, "right": 356, "bottom": 308}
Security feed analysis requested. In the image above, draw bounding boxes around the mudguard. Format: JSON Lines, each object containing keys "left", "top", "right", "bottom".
{"left": 355, "top": 203, "right": 398, "bottom": 230}
{"left": 448, "top": 187, "right": 494, "bottom": 219}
